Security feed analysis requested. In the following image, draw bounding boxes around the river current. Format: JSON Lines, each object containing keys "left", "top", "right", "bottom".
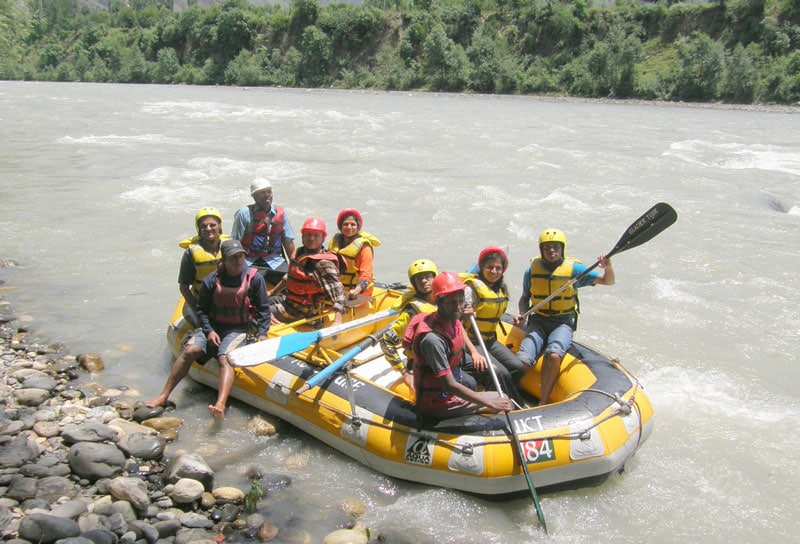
{"left": 1, "top": 81, "right": 799, "bottom": 543}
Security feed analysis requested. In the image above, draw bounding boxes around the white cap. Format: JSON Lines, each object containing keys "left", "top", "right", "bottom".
{"left": 250, "top": 177, "right": 272, "bottom": 195}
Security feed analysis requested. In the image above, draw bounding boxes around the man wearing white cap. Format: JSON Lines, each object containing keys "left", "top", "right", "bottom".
{"left": 231, "top": 177, "right": 296, "bottom": 286}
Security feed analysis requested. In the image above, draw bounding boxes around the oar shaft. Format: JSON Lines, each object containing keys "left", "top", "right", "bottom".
{"left": 467, "top": 315, "right": 547, "bottom": 533}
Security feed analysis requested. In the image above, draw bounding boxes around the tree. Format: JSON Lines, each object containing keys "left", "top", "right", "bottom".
{"left": 672, "top": 32, "right": 725, "bottom": 100}
{"left": 299, "top": 25, "right": 331, "bottom": 86}
{"left": 422, "top": 24, "right": 468, "bottom": 91}
{"left": 721, "top": 43, "right": 757, "bottom": 102}
{"left": 0, "top": 0, "right": 30, "bottom": 66}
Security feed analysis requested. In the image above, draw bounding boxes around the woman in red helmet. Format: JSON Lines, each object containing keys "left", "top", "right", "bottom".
{"left": 403, "top": 271, "right": 512, "bottom": 421}
{"left": 328, "top": 208, "right": 381, "bottom": 300}
{"left": 269, "top": 217, "right": 347, "bottom": 327}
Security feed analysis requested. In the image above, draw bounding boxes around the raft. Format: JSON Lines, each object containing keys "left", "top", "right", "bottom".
{"left": 166, "top": 283, "right": 654, "bottom": 495}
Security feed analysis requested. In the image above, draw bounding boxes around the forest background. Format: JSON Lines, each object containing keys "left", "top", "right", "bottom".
{"left": 1, "top": 0, "right": 799, "bottom": 104}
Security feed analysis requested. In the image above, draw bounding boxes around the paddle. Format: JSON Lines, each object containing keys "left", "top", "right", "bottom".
{"left": 468, "top": 315, "right": 547, "bottom": 532}
{"left": 228, "top": 309, "right": 397, "bottom": 368}
{"left": 520, "top": 202, "right": 678, "bottom": 320}
{"left": 296, "top": 319, "right": 398, "bottom": 394}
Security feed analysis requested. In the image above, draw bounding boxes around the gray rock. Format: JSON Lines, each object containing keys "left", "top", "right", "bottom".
{"left": 36, "top": 476, "right": 80, "bottom": 502}
{"left": 20, "top": 376, "right": 59, "bottom": 391}
{"left": 49, "top": 498, "right": 89, "bottom": 519}
{"left": 67, "top": 443, "right": 126, "bottom": 481}
{"left": 0, "top": 444, "right": 37, "bottom": 468}
{"left": 178, "top": 512, "right": 211, "bottom": 529}
{"left": 81, "top": 529, "right": 119, "bottom": 544}
{"left": 14, "top": 388, "right": 52, "bottom": 406}
{"left": 18, "top": 513, "right": 81, "bottom": 544}
{"left": 132, "top": 406, "right": 163, "bottom": 422}
{"left": 169, "top": 479, "right": 204, "bottom": 504}
{"left": 164, "top": 454, "right": 213, "bottom": 492}
{"left": 174, "top": 527, "right": 216, "bottom": 544}
{"left": 116, "top": 434, "right": 165, "bottom": 461}
{"left": 107, "top": 478, "right": 150, "bottom": 512}
{"left": 151, "top": 519, "right": 181, "bottom": 539}
{"left": 128, "top": 520, "right": 159, "bottom": 544}
{"left": 62, "top": 422, "right": 119, "bottom": 445}
{"left": 107, "top": 512, "right": 128, "bottom": 536}
{"left": 6, "top": 475, "right": 37, "bottom": 501}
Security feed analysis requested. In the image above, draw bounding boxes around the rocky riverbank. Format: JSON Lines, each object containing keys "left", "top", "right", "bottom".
{"left": 0, "top": 290, "right": 373, "bottom": 544}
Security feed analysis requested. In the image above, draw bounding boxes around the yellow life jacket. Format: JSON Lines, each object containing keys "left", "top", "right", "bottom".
{"left": 528, "top": 257, "right": 580, "bottom": 317}
{"left": 328, "top": 231, "right": 381, "bottom": 291}
{"left": 461, "top": 273, "right": 509, "bottom": 341}
{"left": 179, "top": 235, "right": 230, "bottom": 292}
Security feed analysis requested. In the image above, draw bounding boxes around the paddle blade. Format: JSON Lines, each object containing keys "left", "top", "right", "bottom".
{"left": 229, "top": 330, "right": 321, "bottom": 367}
{"left": 609, "top": 202, "right": 677, "bottom": 258}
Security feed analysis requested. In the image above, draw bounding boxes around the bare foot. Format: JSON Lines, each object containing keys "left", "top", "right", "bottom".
{"left": 145, "top": 395, "right": 169, "bottom": 409}
{"left": 208, "top": 403, "right": 225, "bottom": 420}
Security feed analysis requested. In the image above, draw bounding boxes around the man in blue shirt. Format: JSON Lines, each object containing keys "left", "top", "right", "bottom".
{"left": 231, "top": 177, "right": 296, "bottom": 287}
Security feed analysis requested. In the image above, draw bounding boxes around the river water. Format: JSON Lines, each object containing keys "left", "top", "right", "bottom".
{"left": 1, "top": 81, "right": 798, "bottom": 543}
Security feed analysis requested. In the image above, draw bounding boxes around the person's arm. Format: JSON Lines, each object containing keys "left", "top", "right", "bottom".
{"left": 351, "top": 244, "right": 374, "bottom": 295}
{"left": 419, "top": 334, "right": 509, "bottom": 412}
{"left": 513, "top": 268, "right": 532, "bottom": 326}
{"left": 281, "top": 215, "right": 296, "bottom": 259}
{"left": 177, "top": 251, "right": 197, "bottom": 311}
{"left": 230, "top": 207, "right": 248, "bottom": 240}
{"left": 179, "top": 284, "right": 197, "bottom": 313}
{"left": 197, "top": 277, "right": 215, "bottom": 336}
{"left": 593, "top": 254, "right": 615, "bottom": 286}
{"left": 250, "top": 274, "right": 272, "bottom": 339}
{"left": 315, "top": 259, "right": 346, "bottom": 323}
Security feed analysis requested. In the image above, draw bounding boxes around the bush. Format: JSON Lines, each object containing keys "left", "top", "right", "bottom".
{"left": 671, "top": 32, "right": 725, "bottom": 100}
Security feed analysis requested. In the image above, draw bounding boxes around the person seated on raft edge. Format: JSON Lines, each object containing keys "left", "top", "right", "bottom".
{"left": 380, "top": 259, "right": 440, "bottom": 395}
{"left": 267, "top": 217, "right": 347, "bottom": 328}
{"left": 147, "top": 239, "right": 270, "bottom": 420}
{"left": 231, "top": 177, "right": 296, "bottom": 287}
{"left": 512, "top": 228, "right": 615, "bottom": 406}
{"left": 177, "top": 207, "right": 229, "bottom": 326}
{"left": 402, "top": 271, "right": 512, "bottom": 421}
{"left": 460, "top": 246, "right": 527, "bottom": 407}
{"left": 328, "top": 208, "right": 380, "bottom": 302}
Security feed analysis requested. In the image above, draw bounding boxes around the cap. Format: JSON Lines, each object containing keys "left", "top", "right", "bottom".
{"left": 250, "top": 177, "right": 272, "bottom": 195}
{"left": 221, "top": 239, "right": 246, "bottom": 258}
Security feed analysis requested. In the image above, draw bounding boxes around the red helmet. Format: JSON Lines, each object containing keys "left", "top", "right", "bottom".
{"left": 432, "top": 271, "right": 466, "bottom": 299}
{"left": 301, "top": 217, "right": 327, "bottom": 237}
{"left": 336, "top": 208, "right": 363, "bottom": 231}
{"left": 478, "top": 245, "right": 508, "bottom": 272}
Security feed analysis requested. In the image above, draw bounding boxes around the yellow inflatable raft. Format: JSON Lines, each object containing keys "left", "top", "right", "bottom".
{"left": 166, "top": 283, "right": 653, "bottom": 495}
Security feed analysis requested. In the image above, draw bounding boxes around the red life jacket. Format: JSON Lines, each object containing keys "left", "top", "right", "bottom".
{"left": 285, "top": 250, "right": 342, "bottom": 307}
{"left": 404, "top": 312, "right": 467, "bottom": 413}
{"left": 241, "top": 205, "right": 285, "bottom": 259}
{"left": 209, "top": 268, "right": 258, "bottom": 327}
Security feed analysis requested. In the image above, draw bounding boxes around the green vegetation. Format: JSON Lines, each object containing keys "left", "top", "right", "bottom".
{"left": 2, "top": 0, "right": 800, "bottom": 104}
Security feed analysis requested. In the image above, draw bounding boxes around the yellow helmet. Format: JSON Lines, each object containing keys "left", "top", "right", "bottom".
{"left": 407, "top": 259, "right": 438, "bottom": 283}
{"left": 195, "top": 207, "right": 222, "bottom": 233}
{"left": 539, "top": 228, "right": 566, "bottom": 250}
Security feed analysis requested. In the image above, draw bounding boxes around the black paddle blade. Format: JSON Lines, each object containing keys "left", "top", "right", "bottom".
{"left": 609, "top": 202, "right": 677, "bottom": 257}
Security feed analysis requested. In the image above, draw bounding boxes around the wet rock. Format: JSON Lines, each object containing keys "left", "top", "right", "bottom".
{"left": 164, "top": 453, "right": 214, "bottom": 492}
{"left": 323, "top": 528, "right": 369, "bottom": 544}
{"left": 132, "top": 405, "right": 163, "bottom": 422}
{"left": 18, "top": 512, "right": 81, "bottom": 543}
{"left": 116, "top": 432, "right": 165, "bottom": 461}
{"left": 81, "top": 529, "right": 120, "bottom": 544}
{"left": 141, "top": 417, "right": 182, "bottom": 432}
{"left": 278, "top": 526, "right": 312, "bottom": 543}
{"left": 247, "top": 415, "right": 277, "bottom": 437}
{"left": 212, "top": 486, "right": 245, "bottom": 503}
{"left": 170, "top": 478, "right": 204, "bottom": 504}
{"left": 77, "top": 353, "right": 105, "bottom": 372}
{"left": 67, "top": 442, "right": 126, "bottom": 481}
{"left": 341, "top": 497, "right": 367, "bottom": 517}
{"left": 258, "top": 521, "right": 279, "bottom": 541}
{"left": 199, "top": 492, "right": 215, "bottom": 510}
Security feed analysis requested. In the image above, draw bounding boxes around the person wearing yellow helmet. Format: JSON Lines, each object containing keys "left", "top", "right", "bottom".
{"left": 379, "top": 259, "right": 440, "bottom": 394}
{"left": 177, "top": 207, "right": 230, "bottom": 319}
{"left": 231, "top": 177, "right": 296, "bottom": 286}
{"left": 402, "top": 271, "right": 513, "bottom": 420}
{"left": 513, "top": 229, "right": 615, "bottom": 406}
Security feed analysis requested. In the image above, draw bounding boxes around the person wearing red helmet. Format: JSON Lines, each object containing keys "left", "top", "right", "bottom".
{"left": 329, "top": 208, "right": 381, "bottom": 300}
{"left": 269, "top": 217, "right": 347, "bottom": 327}
{"left": 461, "top": 246, "right": 527, "bottom": 399}
{"left": 402, "top": 271, "right": 512, "bottom": 420}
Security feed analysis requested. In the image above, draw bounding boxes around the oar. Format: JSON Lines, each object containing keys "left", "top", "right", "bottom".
{"left": 229, "top": 309, "right": 397, "bottom": 368}
{"left": 296, "top": 319, "right": 398, "bottom": 394}
{"left": 520, "top": 202, "right": 677, "bottom": 320}
{"left": 468, "top": 315, "right": 548, "bottom": 533}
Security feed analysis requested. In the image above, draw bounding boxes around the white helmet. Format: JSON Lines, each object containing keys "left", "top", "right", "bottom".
{"left": 250, "top": 177, "right": 272, "bottom": 195}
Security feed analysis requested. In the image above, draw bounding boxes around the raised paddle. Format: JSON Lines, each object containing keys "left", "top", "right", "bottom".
{"left": 295, "top": 318, "right": 399, "bottom": 394}
{"left": 228, "top": 309, "right": 397, "bottom": 368}
{"left": 468, "top": 315, "right": 548, "bottom": 532}
{"left": 520, "top": 202, "right": 678, "bottom": 320}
